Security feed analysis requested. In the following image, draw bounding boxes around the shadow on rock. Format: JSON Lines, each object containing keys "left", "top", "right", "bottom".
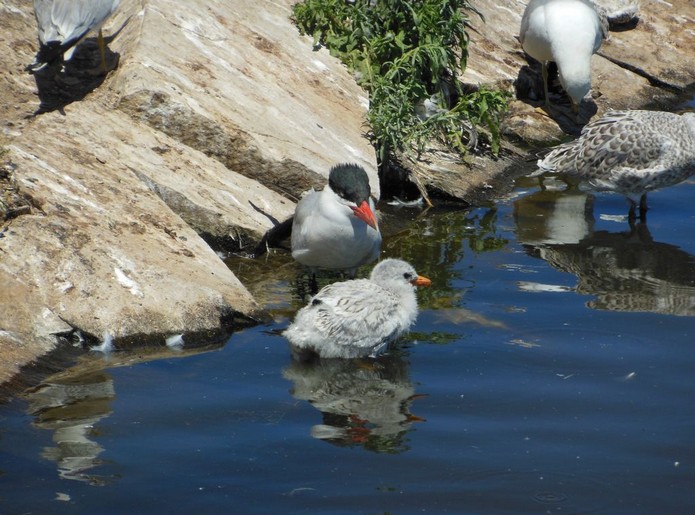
{"left": 30, "top": 35, "right": 120, "bottom": 115}
{"left": 515, "top": 61, "right": 598, "bottom": 133}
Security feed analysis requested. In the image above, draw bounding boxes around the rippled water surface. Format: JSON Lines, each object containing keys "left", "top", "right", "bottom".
{"left": 2, "top": 176, "right": 694, "bottom": 514}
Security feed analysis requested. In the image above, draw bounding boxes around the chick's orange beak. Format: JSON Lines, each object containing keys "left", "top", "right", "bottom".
{"left": 351, "top": 200, "right": 378, "bottom": 230}
{"left": 411, "top": 275, "right": 431, "bottom": 287}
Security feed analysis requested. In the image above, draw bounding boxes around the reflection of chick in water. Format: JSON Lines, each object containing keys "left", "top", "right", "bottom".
{"left": 283, "top": 353, "right": 425, "bottom": 454}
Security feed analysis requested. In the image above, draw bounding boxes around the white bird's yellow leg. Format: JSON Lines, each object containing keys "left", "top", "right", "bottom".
{"left": 98, "top": 29, "right": 107, "bottom": 73}
{"left": 542, "top": 62, "right": 550, "bottom": 108}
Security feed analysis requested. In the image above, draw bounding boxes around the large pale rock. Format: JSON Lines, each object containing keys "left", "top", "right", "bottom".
{"left": 0, "top": 272, "right": 72, "bottom": 386}
{"left": 4, "top": 107, "right": 261, "bottom": 335}
{"left": 0, "top": 0, "right": 378, "bottom": 387}
{"left": 109, "top": 0, "right": 378, "bottom": 199}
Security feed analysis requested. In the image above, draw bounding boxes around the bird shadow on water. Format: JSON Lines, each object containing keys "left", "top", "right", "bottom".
{"left": 28, "top": 29, "right": 125, "bottom": 116}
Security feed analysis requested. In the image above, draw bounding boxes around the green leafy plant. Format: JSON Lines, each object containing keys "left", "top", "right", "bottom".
{"left": 292, "top": 0, "right": 510, "bottom": 169}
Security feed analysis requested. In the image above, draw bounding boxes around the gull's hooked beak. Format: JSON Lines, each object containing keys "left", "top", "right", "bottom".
{"left": 351, "top": 200, "right": 378, "bottom": 230}
{"left": 411, "top": 275, "right": 431, "bottom": 287}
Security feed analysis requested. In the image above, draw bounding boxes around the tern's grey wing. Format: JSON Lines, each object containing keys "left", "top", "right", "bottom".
{"left": 292, "top": 189, "right": 318, "bottom": 230}
{"left": 290, "top": 189, "right": 318, "bottom": 252}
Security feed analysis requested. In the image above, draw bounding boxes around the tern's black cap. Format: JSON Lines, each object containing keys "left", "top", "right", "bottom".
{"left": 328, "top": 163, "right": 371, "bottom": 204}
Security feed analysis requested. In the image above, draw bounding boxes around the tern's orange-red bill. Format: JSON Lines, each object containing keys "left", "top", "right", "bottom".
{"left": 351, "top": 201, "right": 378, "bottom": 230}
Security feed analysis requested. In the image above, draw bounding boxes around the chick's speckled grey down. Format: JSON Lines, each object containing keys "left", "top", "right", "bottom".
{"left": 284, "top": 259, "right": 431, "bottom": 359}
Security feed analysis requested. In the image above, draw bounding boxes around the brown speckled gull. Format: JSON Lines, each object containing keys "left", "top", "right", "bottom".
{"left": 534, "top": 110, "right": 695, "bottom": 220}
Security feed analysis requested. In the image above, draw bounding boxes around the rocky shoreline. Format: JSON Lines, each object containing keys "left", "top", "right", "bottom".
{"left": 0, "top": 0, "right": 693, "bottom": 389}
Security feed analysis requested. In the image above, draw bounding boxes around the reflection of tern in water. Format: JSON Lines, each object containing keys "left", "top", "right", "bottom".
{"left": 21, "top": 341, "right": 226, "bottom": 485}
{"left": 283, "top": 353, "right": 425, "bottom": 454}
{"left": 515, "top": 188, "right": 695, "bottom": 316}
{"left": 25, "top": 370, "right": 115, "bottom": 485}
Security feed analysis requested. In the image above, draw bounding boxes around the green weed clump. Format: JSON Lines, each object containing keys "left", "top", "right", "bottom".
{"left": 292, "top": 0, "right": 510, "bottom": 168}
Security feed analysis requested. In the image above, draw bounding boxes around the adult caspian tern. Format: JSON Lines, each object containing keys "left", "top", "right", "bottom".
{"left": 291, "top": 163, "right": 382, "bottom": 278}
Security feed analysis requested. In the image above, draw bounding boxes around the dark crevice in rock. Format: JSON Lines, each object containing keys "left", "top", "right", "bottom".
{"left": 129, "top": 166, "right": 258, "bottom": 252}
{"left": 597, "top": 51, "right": 684, "bottom": 93}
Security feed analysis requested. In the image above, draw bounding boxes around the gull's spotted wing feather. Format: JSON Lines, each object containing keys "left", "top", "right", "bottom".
{"left": 574, "top": 111, "right": 673, "bottom": 177}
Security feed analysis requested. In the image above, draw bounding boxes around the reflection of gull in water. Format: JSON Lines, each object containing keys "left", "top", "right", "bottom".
{"left": 515, "top": 189, "right": 695, "bottom": 316}
{"left": 533, "top": 110, "right": 695, "bottom": 221}
{"left": 283, "top": 354, "right": 424, "bottom": 453}
{"left": 24, "top": 370, "right": 115, "bottom": 485}
{"left": 514, "top": 188, "right": 594, "bottom": 246}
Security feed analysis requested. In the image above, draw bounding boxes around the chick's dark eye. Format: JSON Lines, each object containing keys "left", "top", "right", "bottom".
{"left": 403, "top": 272, "right": 414, "bottom": 281}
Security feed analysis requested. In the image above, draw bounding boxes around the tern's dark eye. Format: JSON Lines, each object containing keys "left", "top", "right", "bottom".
{"left": 403, "top": 272, "right": 414, "bottom": 281}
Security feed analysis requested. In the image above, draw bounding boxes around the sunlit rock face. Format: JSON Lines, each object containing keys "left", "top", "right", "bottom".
{"left": 0, "top": 0, "right": 376, "bottom": 385}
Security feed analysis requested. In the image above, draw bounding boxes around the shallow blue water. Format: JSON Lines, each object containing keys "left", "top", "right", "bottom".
{"left": 1, "top": 176, "right": 694, "bottom": 514}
